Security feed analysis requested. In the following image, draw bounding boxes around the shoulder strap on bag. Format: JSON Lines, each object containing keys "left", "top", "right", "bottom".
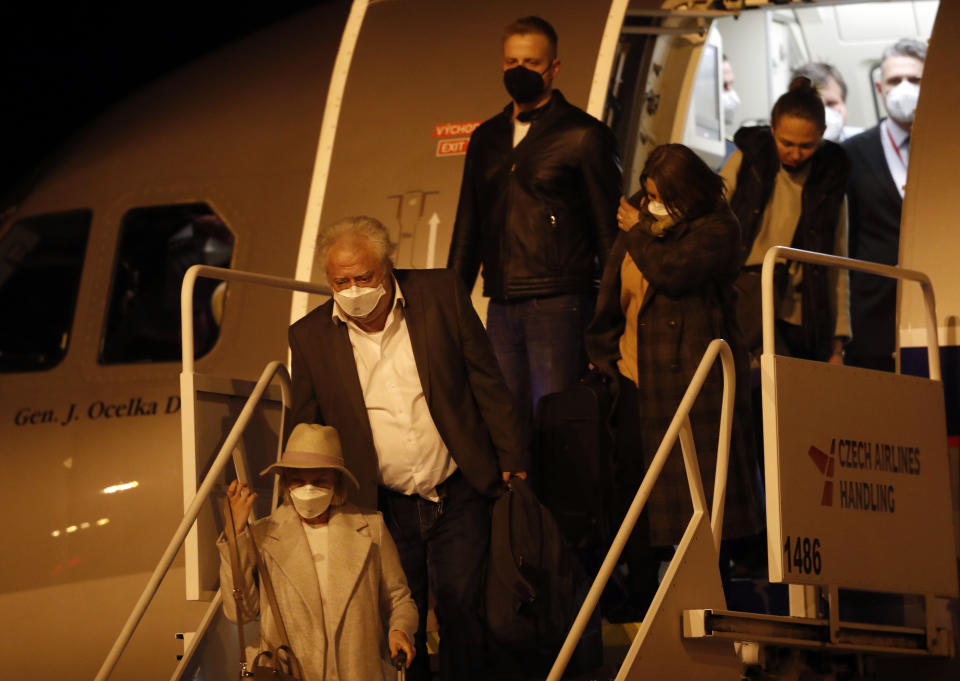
{"left": 224, "top": 500, "right": 302, "bottom": 679}
{"left": 244, "top": 517, "right": 293, "bottom": 649}
{"left": 490, "top": 488, "right": 536, "bottom": 604}
{"left": 223, "top": 498, "right": 250, "bottom": 676}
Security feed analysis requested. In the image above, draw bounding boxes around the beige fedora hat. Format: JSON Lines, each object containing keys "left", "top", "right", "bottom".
{"left": 260, "top": 423, "right": 360, "bottom": 491}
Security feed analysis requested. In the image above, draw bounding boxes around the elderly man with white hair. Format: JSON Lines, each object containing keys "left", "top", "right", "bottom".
{"left": 288, "top": 215, "right": 527, "bottom": 681}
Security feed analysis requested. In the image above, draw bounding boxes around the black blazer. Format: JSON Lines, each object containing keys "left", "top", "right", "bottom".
{"left": 289, "top": 268, "right": 526, "bottom": 509}
{"left": 843, "top": 124, "right": 903, "bottom": 360}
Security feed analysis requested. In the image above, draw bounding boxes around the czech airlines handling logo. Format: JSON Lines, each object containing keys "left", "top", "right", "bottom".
{"left": 808, "top": 445, "right": 835, "bottom": 506}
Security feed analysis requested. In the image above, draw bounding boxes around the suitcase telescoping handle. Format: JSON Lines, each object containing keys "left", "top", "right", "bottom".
{"left": 394, "top": 649, "right": 406, "bottom": 681}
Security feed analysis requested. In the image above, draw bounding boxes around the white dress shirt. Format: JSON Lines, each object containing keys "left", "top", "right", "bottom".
{"left": 880, "top": 118, "right": 910, "bottom": 199}
{"left": 332, "top": 278, "right": 456, "bottom": 501}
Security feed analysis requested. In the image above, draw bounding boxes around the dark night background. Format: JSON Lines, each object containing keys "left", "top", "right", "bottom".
{"left": 1, "top": 2, "right": 323, "bottom": 205}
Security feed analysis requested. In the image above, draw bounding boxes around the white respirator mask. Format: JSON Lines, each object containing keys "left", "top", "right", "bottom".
{"left": 289, "top": 484, "right": 334, "bottom": 519}
{"left": 823, "top": 106, "right": 844, "bottom": 143}
{"left": 885, "top": 81, "right": 920, "bottom": 126}
{"left": 647, "top": 200, "right": 671, "bottom": 218}
{"left": 333, "top": 284, "right": 386, "bottom": 319}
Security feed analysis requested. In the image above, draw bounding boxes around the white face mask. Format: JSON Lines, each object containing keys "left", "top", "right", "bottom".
{"left": 885, "top": 81, "right": 920, "bottom": 126}
{"left": 289, "top": 484, "right": 334, "bottom": 519}
{"left": 722, "top": 89, "right": 740, "bottom": 131}
{"left": 333, "top": 284, "right": 386, "bottom": 319}
{"left": 647, "top": 200, "right": 670, "bottom": 218}
{"left": 823, "top": 106, "right": 844, "bottom": 143}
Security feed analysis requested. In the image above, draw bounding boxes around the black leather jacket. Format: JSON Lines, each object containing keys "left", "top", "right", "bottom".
{"left": 448, "top": 91, "right": 621, "bottom": 300}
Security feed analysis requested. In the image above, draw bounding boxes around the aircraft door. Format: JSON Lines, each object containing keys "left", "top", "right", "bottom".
{"left": 680, "top": 23, "right": 726, "bottom": 169}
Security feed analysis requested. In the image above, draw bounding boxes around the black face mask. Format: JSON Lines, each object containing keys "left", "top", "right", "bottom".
{"left": 503, "top": 65, "right": 549, "bottom": 104}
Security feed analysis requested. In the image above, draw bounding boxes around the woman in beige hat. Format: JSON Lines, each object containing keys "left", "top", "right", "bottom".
{"left": 218, "top": 423, "right": 417, "bottom": 680}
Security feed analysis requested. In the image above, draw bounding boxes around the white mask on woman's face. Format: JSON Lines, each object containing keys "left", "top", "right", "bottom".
{"left": 647, "top": 200, "right": 670, "bottom": 218}
{"left": 290, "top": 484, "right": 334, "bottom": 519}
{"left": 885, "top": 81, "right": 920, "bottom": 126}
{"left": 332, "top": 284, "right": 386, "bottom": 319}
{"left": 823, "top": 105, "right": 844, "bottom": 143}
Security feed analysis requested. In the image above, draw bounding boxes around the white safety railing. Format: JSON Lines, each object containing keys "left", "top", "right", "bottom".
{"left": 180, "top": 265, "right": 331, "bottom": 373}
{"left": 547, "top": 338, "right": 737, "bottom": 681}
{"left": 166, "top": 590, "right": 223, "bottom": 681}
{"left": 761, "top": 246, "right": 941, "bottom": 379}
{"left": 760, "top": 246, "right": 945, "bottom": 628}
{"left": 96, "top": 266, "right": 331, "bottom": 681}
{"left": 180, "top": 265, "right": 331, "bottom": 517}
{"left": 94, "top": 360, "right": 291, "bottom": 681}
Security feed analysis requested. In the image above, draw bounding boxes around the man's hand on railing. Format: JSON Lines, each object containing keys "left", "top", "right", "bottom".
{"left": 227, "top": 480, "right": 257, "bottom": 530}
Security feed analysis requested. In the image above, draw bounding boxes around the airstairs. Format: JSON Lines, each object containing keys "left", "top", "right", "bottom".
{"left": 547, "top": 246, "right": 959, "bottom": 679}
{"left": 93, "top": 266, "right": 330, "bottom": 681}
{"left": 93, "top": 251, "right": 958, "bottom": 681}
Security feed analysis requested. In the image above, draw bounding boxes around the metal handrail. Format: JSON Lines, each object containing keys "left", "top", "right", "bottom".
{"left": 94, "top": 360, "right": 291, "bottom": 681}
{"left": 97, "top": 265, "right": 332, "bottom": 680}
{"left": 547, "top": 338, "right": 737, "bottom": 681}
{"left": 180, "top": 264, "right": 331, "bottom": 374}
{"left": 166, "top": 590, "right": 223, "bottom": 681}
{"left": 760, "top": 246, "right": 941, "bottom": 380}
{"left": 761, "top": 249, "right": 943, "bottom": 622}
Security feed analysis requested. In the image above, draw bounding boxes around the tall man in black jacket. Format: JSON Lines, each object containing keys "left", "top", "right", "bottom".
{"left": 447, "top": 16, "right": 621, "bottom": 444}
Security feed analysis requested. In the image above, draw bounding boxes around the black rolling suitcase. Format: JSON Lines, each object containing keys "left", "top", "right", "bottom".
{"left": 533, "top": 372, "right": 614, "bottom": 549}
{"left": 532, "top": 373, "right": 615, "bottom": 674}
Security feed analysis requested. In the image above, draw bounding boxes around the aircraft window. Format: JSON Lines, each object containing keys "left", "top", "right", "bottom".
{"left": 99, "top": 203, "right": 234, "bottom": 365}
{"left": 0, "top": 210, "right": 92, "bottom": 372}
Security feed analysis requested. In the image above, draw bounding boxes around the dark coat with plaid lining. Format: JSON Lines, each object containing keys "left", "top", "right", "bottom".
{"left": 585, "top": 199, "right": 763, "bottom": 546}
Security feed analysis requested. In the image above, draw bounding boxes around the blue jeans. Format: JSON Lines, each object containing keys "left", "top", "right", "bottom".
{"left": 378, "top": 472, "right": 490, "bottom": 681}
{"left": 486, "top": 293, "right": 595, "bottom": 444}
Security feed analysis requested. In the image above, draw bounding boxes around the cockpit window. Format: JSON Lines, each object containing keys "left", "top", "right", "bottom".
{"left": 99, "top": 203, "right": 234, "bottom": 365}
{"left": 0, "top": 210, "right": 92, "bottom": 373}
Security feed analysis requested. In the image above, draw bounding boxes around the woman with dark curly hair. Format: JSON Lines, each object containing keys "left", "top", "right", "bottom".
{"left": 586, "top": 143, "right": 763, "bottom": 614}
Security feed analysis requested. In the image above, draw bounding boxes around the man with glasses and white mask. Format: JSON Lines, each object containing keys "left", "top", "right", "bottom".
{"left": 843, "top": 38, "right": 926, "bottom": 372}
{"left": 791, "top": 62, "right": 863, "bottom": 143}
{"left": 289, "top": 216, "right": 527, "bottom": 681}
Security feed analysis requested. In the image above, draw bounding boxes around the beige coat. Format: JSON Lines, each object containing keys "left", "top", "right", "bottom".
{"left": 218, "top": 503, "right": 418, "bottom": 681}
